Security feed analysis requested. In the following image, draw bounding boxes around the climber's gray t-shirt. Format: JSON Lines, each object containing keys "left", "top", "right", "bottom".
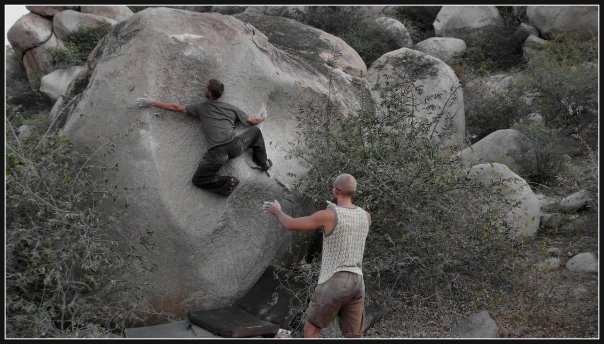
{"left": 186, "top": 100, "right": 249, "bottom": 149}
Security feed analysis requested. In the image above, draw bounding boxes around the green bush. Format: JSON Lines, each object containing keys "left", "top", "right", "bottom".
{"left": 387, "top": 6, "right": 440, "bottom": 44}
{"left": 463, "top": 75, "right": 531, "bottom": 142}
{"left": 339, "top": 21, "right": 402, "bottom": 68}
{"left": 47, "top": 42, "right": 81, "bottom": 66}
{"left": 522, "top": 32, "right": 598, "bottom": 148}
{"left": 5, "top": 100, "right": 154, "bottom": 337}
{"left": 47, "top": 22, "right": 112, "bottom": 67}
{"left": 278, "top": 66, "right": 520, "bottom": 334}
{"left": 512, "top": 118, "right": 568, "bottom": 185}
{"left": 458, "top": 7, "right": 525, "bottom": 74}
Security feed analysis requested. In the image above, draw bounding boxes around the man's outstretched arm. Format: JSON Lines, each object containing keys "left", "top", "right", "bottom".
{"left": 136, "top": 94, "right": 187, "bottom": 113}
{"left": 263, "top": 200, "right": 334, "bottom": 232}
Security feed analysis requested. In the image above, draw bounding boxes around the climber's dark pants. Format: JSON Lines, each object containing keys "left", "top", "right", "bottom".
{"left": 192, "top": 127, "right": 268, "bottom": 196}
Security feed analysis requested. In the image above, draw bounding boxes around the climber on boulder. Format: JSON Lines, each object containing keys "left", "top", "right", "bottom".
{"left": 136, "top": 79, "right": 272, "bottom": 196}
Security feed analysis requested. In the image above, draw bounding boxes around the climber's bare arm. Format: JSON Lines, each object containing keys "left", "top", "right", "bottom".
{"left": 263, "top": 201, "right": 336, "bottom": 234}
{"left": 136, "top": 94, "right": 186, "bottom": 113}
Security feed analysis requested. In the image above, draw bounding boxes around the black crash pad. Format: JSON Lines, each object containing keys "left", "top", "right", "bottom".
{"left": 188, "top": 306, "right": 280, "bottom": 338}
{"left": 236, "top": 266, "right": 306, "bottom": 328}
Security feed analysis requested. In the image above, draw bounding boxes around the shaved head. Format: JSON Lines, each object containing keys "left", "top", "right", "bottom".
{"left": 333, "top": 174, "right": 357, "bottom": 197}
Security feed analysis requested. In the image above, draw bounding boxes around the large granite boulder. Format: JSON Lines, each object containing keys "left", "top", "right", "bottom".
{"left": 455, "top": 129, "right": 537, "bottom": 178}
{"left": 367, "top": 47, "right": 465, "bottom": 147}
{"left": 433, "top": 6, "right": 503, "bottom": 46}
{"left": 22, "top": 34, "right": 63, "bottom": 85}
{"left": 40, "top": 65, "right": 88, "bottom": 101}
{"left": 466, "top": 163, "right": 541, "bottom": 238}
{"left": 59, "top": 8, "right": 373, "bottom": 313}
{"left": 234, "top": 11, "right": 368, "bottom": 80}
{"left": 7, "top": 12, "right": 53, "bottom": 57}
{"left": 527, "top": 6, "right": 598, "bottom": 41}
{"left": 80, "top": 5, "right": 134, "bottom": 22}
{"left": 373, "top": 16, "right": 413, "bottom": 49}
{"left": 26, "top": 5, "right": 80, "bottom": 17}
{"left": 413, "top": 37, "right": 467, "bottom": 64}
{"left": 53, "top": 9, "right": 118, "bottom": 41}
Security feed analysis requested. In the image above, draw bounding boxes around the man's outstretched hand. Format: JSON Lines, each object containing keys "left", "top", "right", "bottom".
{"left": 263, "top": 200, "right": 281, "bottom": 215}
{"left": 136, "top": 94, "right": 156, "bottom": 108}
{"left": 247, "top": 115, "right": 266, "bottom": 125}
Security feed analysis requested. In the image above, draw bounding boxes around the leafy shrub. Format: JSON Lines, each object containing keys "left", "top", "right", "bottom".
{"left": 339, "top": 21, "right": 402, "bottom": 68}
{"left": 47, "top": 21, "right": 112, "bottom": 67}
{"left": 458, "top": 7, "right": 525, "bottom": 74}
{"left": 521, "top": 32, "right": 598, "bottom": 148}
{"left": 463, "top": 75, "right": 531, "bottom": 142}
{"left": 5, "top": 97, "right": 155, "bottom": 337}
{"left": 47, "top": 42, "right": 82, "bottom": 66}
{"left": 512, "top": 118, "right": 568, "bottom": 185}
{"left": 276, "top": 66, "right": 521, "bottom": 337}
{"left": 387, "top": 6, "right": 440, "bottom": 44}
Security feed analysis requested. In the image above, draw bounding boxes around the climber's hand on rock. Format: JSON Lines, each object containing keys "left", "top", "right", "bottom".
{"left": 136, "top": 93, "right": 155, "bottom": 108}
{"left": 263, "top": 200, "right": 281, "bottom": 215}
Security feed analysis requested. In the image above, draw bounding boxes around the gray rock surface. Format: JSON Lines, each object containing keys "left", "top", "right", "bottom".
{"left": 455, "top": 129, "right": 537, "bottom": 178}
{"left": 40, "top": 65, "right": 88, "bottom": 101}
{"left": 451, "top": 310, "right": 499, "bottom": 338}
{"left": 80, "top": 5, "right": 134, "bottom": 22}
{"left": 22, "top": 33, "right": 63, "bottom": 85}
{"left": 558, "top": 189, "right": 591, "bottom": 212}
{"left": 243, "top": 5, "right": 308, "bottom": 20}
{"left": 570, "top": 287, "right": 588, "bottom": 299}
{"left": 367, "top": 47, "right": 465, "bottom": 147}
{"left": 538, "top": 189, "right": 591, "bottom": 213}
{"left": 235, "top": 11, "right": 367, "bottom": 79}
{"left": 374, "top": 16, "right": 413, "bottom": 49}
{"left": 53, "top": 10, "right": 118, "bottom": 41}
{"left": 540, "top": 213, "right": 565, "bottom": 229}
{"left": 523, "top": 34, "right": 550, "bottom": 57}
{"left": 17, "top": 124, "right": 36, "bottom": 140}
{"left": 413, "top": 37, "right": 466, "bottom": 64}
{"left": 434, "top": 6, "right": 503, "bottom": 46}
{"left": 536, "top": 193, "right": 558, "bottom": 212}
{"left": 515, "top": 22, "right": 540, "bottom": 39}
{"left": 7, "top": 12, "right": 53, "bottom": 57}
{"left": 59, "top": 8, "right": 373, "bottom": 312}
{"left": 536, "top": 257, "right": 561, "bottom": 271}
{"left": 466, "top": 163, "right": 541, "bottom": 238}
{"left": 26, "top": 5, "right": 80, "bottom": 17}
{"left": 125, "top": 319, "right": 218, "bottom": 338}
{"left": 547, "top": 247, "right": 561, "bottom": 258}
{"left": 525, "top": 112, "right": 544, "bottom": 126}
{"left": 527, "top": 6, "right": 598, "bottom": 41}
{"left": 566, "top": 252, "right": 598, "bottom": 273}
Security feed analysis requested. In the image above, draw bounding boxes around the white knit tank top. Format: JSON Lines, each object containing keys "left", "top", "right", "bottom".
{"left": 317, "top": 201, "right": 370, "bottom": 285}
